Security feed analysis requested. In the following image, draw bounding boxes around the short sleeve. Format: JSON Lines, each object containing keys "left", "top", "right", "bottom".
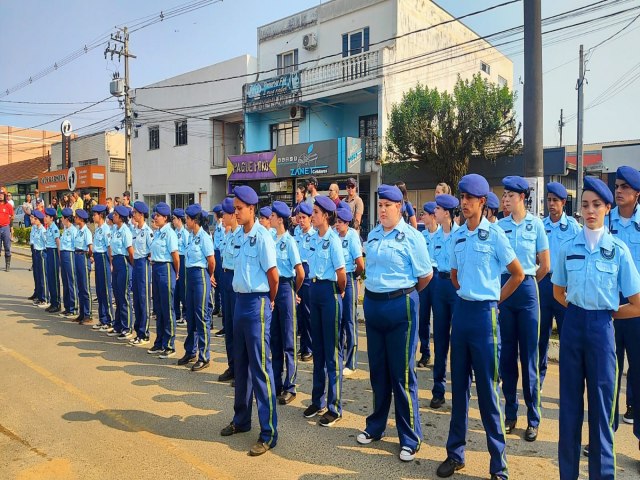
{"left": 331, "top": 235, "right": 346, "bottom": 270}
{"left": 408, "top": 230, "right": 432, "bottom": 278}
{"left": 85, "top": 229, "right": 93, "bottom": 246}
{"left": 618, "top": 242, "right": 640, "bottom": 298}
{"left": 202, "top": 233, "right": 215, "bottom": 258}
{"left": 259, "top": 232, "right": 277, "bottom": 272}
{"left": 355, "top": 197, "right": 364, "bottom": 216}
{"left": 288, "top": 237, "right": 302, "bottom": 267}
{"left": 348, "top": 231, "right": 362, "bottom": 260}
{"left": 494, "top": 228, "right": 516, "bottom": 270}
{"left": 450, "top": 235, "right": 458, "bottom": 270}
{"left": 146, "top": 227, "right": 154, "bottom": 249}
{"left": 54, "top": 227, "right": 60, "bottom": 240}
{"left": 406, "top": 202, "right": 415, "bottom": 218}
{"left": 535, "top": 219, "right": 549, "bottom": 253}
{"left": 551, "top": 242, "right": 568, "bottom": 287}
{"left": 167, "top": 231, "right": 178, "bottom": 253}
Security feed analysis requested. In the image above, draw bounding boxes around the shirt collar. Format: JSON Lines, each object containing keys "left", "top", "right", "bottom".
{"left": 610, "top": 205, "right": 640, "bottom": 224}
{"left": 573, "top": 228, "right": 615, "bottom": 251}
{"left": 160, "top": 223, "right": 172, "bottom": 234}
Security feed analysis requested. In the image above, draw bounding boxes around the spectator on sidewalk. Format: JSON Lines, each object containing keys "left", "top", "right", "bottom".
{"left": 345, "top": 178, "right": 364, "bottom": 235}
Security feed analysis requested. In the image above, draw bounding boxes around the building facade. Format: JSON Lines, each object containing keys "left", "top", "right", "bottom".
{"left": 0, "top": 125, "right": 65, "bottom": 166}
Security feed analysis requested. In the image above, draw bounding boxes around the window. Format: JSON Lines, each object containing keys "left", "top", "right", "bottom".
{"left": 110, "top": 157, "right": 125, "bottom": 173}
{"left": 169, "top": 193, "right": 195, "bottom": 210}
{"left": 149, "top": 126, "right": 160, "bottom": 150}
{"left": 144, "top": 194, "right": 166, "bottom": 213}
{"left": 79, "top": 158, "right": 98, "bottom": 166}
{"left": 277, "top": 49, "right": 298, "bottom": 75}
{"left": 175, "top": 120, "right": 187, "bottom": 146}
{"left": 270, "top": 121, "right": 299, "bottom": 149}
{"left": 342, "top": 27, "right": 370, "bottom": 57}
{"left": 480, "top": 61, "right": 491, "bottom": 75}
{"left": 498, "top": 75, "right": 508, "bottom": 88}
{"left": 359, "top": 114, "right": 379, "bottom": 162}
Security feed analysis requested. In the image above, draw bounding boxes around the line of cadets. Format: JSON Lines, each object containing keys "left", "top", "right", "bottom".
{"left": 25, "top": 171, "right": 640, "bottom": 478}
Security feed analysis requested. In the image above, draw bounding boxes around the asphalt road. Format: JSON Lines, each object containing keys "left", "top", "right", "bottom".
{"left": 1, "top": 252, "right": 638, "bottom": 479}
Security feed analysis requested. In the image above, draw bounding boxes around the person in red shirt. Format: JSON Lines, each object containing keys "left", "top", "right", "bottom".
{"left": 0, "top": 190, "right": 14, "bottom": 271}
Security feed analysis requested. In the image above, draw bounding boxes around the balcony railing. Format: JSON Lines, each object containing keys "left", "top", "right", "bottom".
{"left": 301, "top": 50, "right": 379, "bottom": 93}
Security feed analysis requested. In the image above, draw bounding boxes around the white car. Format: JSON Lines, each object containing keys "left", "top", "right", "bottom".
{"left": 13, "top": 206, "right": 25, "bottom": 227}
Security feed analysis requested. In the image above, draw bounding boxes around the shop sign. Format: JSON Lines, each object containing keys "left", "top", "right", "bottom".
{"left": 38, "top": 166, "right": 107, "bottom": 192}
{"left": 276, "top": 140, "right": 338, "bottom": 177}
{"left": 227, "top": 151, "right": 277, "bottom": 181}
{"left": 244, "top": 72, "right": 301, "bottom": 112}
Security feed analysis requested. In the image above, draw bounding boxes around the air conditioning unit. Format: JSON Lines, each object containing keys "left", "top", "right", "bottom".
{"left": 289, "top": 106, "right": 305, "bottom": 120}
{"left": 303, "top": 33, "right": 318, "bottom": 50}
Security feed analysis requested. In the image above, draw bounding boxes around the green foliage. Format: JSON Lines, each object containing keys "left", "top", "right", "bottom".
{"left": 14, "top": 226, "right": 31, "bottom": 244}
{"left": 386, "top": 74, "right": 522, "bottom": 192}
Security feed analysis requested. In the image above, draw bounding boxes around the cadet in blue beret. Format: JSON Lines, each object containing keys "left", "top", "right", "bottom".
{"left": 43, "top": 207, "right": 61, "bottom": 313}
{"left": 30, "top": 210, "right": 49, "bottom": 307}
{"left": 437, "top": 174, "right": 523, "bottom": 479}
{"left": 221, "top": 185, "right": 279, "bottom": 456}
{"left": 109, "top": 205, "right": 134, "bottom": 336}
{"left": 429, "top": 194, "right": 460, "bottom": 410}
{"left": 609, "top": 166, "right": 640, "bottom": 437}
{"left": 334, "top": 205, "right": 364, "bottom": 376}
{"left": 73, "top": 206, "right": 93, "bottom": 324}
{"left": 552, "top": 175, "right": 640, "bottom": 479}
{"left": 539, "top": 183, "right": 580, "bottom": 392}
{"left": 395, "top": 181, "right": 418, "bottom": 228}
{"left": 485, "top": 192, "right": 500, "bottom": 223}
{"left": 58, "top": 207, "right": 78, "bottom": 317}
{"left": 293, "top": 199, "right": 316, "bottom": 362}
{"left": 172, "top": 208, "right": 190, "bottom": 329}
{"left": 259, "top": 206, "right": 277, "bottom": 240}
{"left": 268, "top": 201, "right": 305, "bottom": 404}
{"left": 91, "top": 205, "right": 114, "bottom": 330}
{"left": 358, "top": 185, "right": 431, "bottom": 461}
{"left": 211, "top": 203, "right": 225, "bottom": 322}
{"left": 218, "top": 197, "right": 240, "bottom": 382}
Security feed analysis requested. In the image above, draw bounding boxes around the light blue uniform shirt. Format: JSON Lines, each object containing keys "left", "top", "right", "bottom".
{"left": 213, "top": 221, "right": 224, "bottom": 251}
{"left": 93, "top": 223, "right": 111, "bottom": 254}
{"left": 269, "top": 227, "right": 277, "bottom": 240}
{"left": 175, "top": 227, "right": 190, "bottom": 256}
{"left": 451, "top": 217, "right": 517, "bottom": 301}
{"left": 609, "top": 206, "right": 640, "bottom": 273}
{"left": 45, "top": 222, "right": 60, "bottom": 249}
{"left": 422, "top": 226, "right": 440, "bottom": 269}
{"left": 60, "top": 225, "right": 77, "bottom": 252}
{"left": 431, "top": 224, "right": 460, "bottom": 273}
{"left": 543, "top": 212, "right": 581, "bottom": 273}
{"left": 364, "top": 219, "right": 432, "bottom": 293}
{"left": 221, "top": 226, "right": 241, "bottom": 270}
{"left": 232, "top": 222, "right": 277, "bottom": 293}
{"left": 295, "top": 226, "right": 317, "bottom": 264}
{"left": 110, "top": 224, "right": 133, "bottom": 256}
{"left": 150, "top": 223, "right": 178, "bottom": 262}
{"left": 186, "top": 226, "right": 215, "bottom": 268}
{"left": 498, "top": 212, "right": 549, "bottom": 276}
{"left": 74, "top": 225, "right": 92, "bottom": 251}
{"left": 32, "top": 225, "right": 46, "bottom": 251}
{"left": 132, "top": 223, "right": 154, "bottom": 260}
{"left": 552, "top": 229, "right": 640, "bottom": 311}
{"left": 275, "top": 231, "right": 302, "bottom": 278}
{"left": 308, "top": 228, "right": 345, "bottom": 281}
{"left": 339, "top": 228, "right": 363, "bottom": 274}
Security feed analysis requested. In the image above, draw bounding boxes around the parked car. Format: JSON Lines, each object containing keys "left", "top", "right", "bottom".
{"left": 13, "top": 206, "right": 25, "bottom": 227}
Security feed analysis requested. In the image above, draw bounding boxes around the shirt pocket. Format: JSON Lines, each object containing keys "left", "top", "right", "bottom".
{"left": 473, "top": 243, "right": 492, "bottom": 266}
{"left": 628, "top": 235, "right": 640, "bottom": 261}
{"left": 454, "top": 241, "right": 466, "bottom": 267}
{"left": 521, "top": 231, "right": 538, "bottom": 255}
{"left": 595, "top": 260, "right": 618, "bottom": 290}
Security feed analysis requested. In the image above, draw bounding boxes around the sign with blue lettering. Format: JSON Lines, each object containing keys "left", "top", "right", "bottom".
{"left": 244, "top": 72, "right": 301, "bottom": 112}
{"left": 275, "top": 137, "right": 362, "bottom": 177}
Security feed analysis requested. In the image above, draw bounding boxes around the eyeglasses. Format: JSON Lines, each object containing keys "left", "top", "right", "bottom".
{"left": 346, "top": 185, "right": 356, "bottom": 189}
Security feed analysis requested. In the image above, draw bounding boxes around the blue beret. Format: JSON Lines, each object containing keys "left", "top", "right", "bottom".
{"left": 233, "top": 185, "right": 259, "bottom": 206}
{"left": 272, "top": 201, "right": 291, "bottom": 219}
{"left": 487, "top": 192, "right": 500, "bottom": 210}
{"left": 185, "top": 204, "right": 202, "bottom": 218}
{"left": 298, "top": 202, "right": 313, "bottom": 216}
{"left": 45, "top": 207, "right": 57, "bottom": 217}
{"left": 583, "top": 176, "right": 613, "bottom": 204}
{"left": 547, "top": 182, "right": 568, "bottom": 200}
{"left": 336, "top": 206, "right": 353, "bottom": 222}
{"left": 61, "top": 207, "right": 74, "bottom": 218}
{"left": 259, "top": 206, "right": 272, "bottom": 218}
{"left": 133, "top": 201, "right": 149, "bottom": 215}
{"left": 435, "top": 194, "right": 459, "bottom": 210}
{"left": 33, "top": 210, "right": 44, "bottom": 221}
{"left": 459, "top": 174, "right": 490, "bottom": 197}
{"left": 314, "top": 195, "right": 337, "bottom": 213}
{"left": 75, "top": 209, "right": 88, "bottom": 220}
{"left": 423, "top": 202, "right": 437, "bottom": 214}
{"left": 221, "top": 198, "right": 235, "bottom": 214}
{"left": 107, "top": 212, "right": 114, "bottom": 221}
{"left": 377, "top": 184, "right": 403, "bottom": 202}
{"left": 338, "top": 200, "right": 349, "bottom": 211}
{"left": 155, "top": 202, "right": 171, "bottom": 217}
{"left": 212, "top": 204, "right": 223, "bottom": 214}
{"left": 502, "top": 175, "right": 530, "bottom": 194}
{"left": 92, "top": 204, "right": 107, "bottom": 214}
{"left": 172, "top": 208, "right": 185, "bottom": 219}
{"left": 616, "top": 166, "right": 640, "bottom": 191}
{"left": 114, "top": 205, "right": 130, "bottom": 218}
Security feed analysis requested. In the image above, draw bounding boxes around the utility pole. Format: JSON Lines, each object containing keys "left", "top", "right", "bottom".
{"left": 576, "top": 44, "right": 585, "bottom": 216}
{"left": 523, "top": 0, "right": 544, "bottom": 216}
{"left": 558, "top": 109, "right": 565, "bottom": 147}
{"left": 105, "top": 27, "right": 136, "bottom": 193}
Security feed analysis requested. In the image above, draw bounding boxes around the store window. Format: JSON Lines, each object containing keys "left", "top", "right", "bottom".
{"left": 277, "top": 49, "right": 298, "bottom": 75}
{"left": 175, "top": 120, "right": 187, "bottom": 146}
{"left": 149, "top": 126, "right": 160, "bottom": 150}
{"left": 359, "top": 114, "right": 379, "bottom": 162}
{"left": 169, "top": 193, "right": 195, "bottom": 210}
{"left": 270, "top": 121, "right": 299, "bottom": 149}
{"left": 144, "top": 194, "right": 166, "bottom": 213}
{"left": 79, "top": 158, "right": 98, "bottom": 166}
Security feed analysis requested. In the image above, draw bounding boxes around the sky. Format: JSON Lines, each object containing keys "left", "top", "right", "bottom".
{"left": 1, "top": 0, "right": 639, "bottom": 147}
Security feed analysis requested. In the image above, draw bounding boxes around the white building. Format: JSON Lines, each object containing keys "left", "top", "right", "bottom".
{"left": 131, "top": 55, "right": 257, "bottom": 210}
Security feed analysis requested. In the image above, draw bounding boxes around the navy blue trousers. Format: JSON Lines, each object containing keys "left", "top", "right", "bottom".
{"left": 174, "top": 255, "right": 187, "bottom": 320}
{"left": 446, "top": 299, "right": 508, "bottom": 479}
{"left": 222, "top": 269, "right": 236, "bottom": 371}
{"left": 418, "top": 273, "right": 435, "bottom": 359}
{"left": 74, "top": 252, "right": 92, "bottom": 318}
{"left": 152, "top": 262, "right": 176, "bottom": 350}
{"left": 341, "top": 272, "right": 358, "bottom": 371}
{"left": 271, "top": 278, "right": 297, "bottom": 395}
{"left": 45, "top": 247, "right": 60, "bottom": 309}
{"left": 94, "top": 252, "right": 113, "bottom": 326}
{"left": 297, "top": 263, "right": 312, "bottom": 355}
{"left": 60, "top": 250, "right": 77, "bottom": 314}
{"left": 310, "top": 280, "right": 343, "bottom": 416}
{"left": 232, "top": 292, "right": 278, "bottom": 446}
{"left": 33, "top": 249, "right": 48, "bottom": 302}
{"left": 613, "top": 312, "right": 637, "bottom": 432}
{"left": 432, "top": 275, "right": 457, "bottom": 400}
{"left": 112, "top": 256, "right": 133, "bottom": 333}
{"left": 184, "top": 267, "right": 211, "bottom": 362}
{"left": 499, "top": 275, "right": 541, "bottom": 428}
{"left": 539, "top": 273, "right": 566, "bottom": 388}
{"left": 559, "top": 305, "right": 617, "bottom": 480}
{"left": 363, "top": 290, "right": 422, "bottom": 450}
{"left": 213, "top": 249, "right": 223, "bottom": 312}
{"left": 133, "top": 258, "right": 151, "bottom": 337}
{"left": 30, "top": 245, "right": 36, "bottom": 297}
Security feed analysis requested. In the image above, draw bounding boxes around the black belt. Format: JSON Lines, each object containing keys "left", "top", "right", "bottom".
{"left": 312, "top": 278, "right": 334, "bottom": 284}
{"left": 438, "top": 271, "right": 451, "bottom": 280}
{"left": 365, "top": 287, "right": 416, "bottom": 300}
{"left": 154, "top": 261, "right": 171, "bottom": 264}
{"left": 74, "top": 250, "right": 87, "bottom": 254}
{"left": 279, "top": 276, "right": 294, "bottom": 282}
{"left": 223, "top": 268, "right": 234, "bottom": 273}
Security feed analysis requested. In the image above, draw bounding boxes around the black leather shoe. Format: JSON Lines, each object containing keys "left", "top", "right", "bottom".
{"left": 218, "top": 368, "right": 234, "bottom": 382}
{"left": 49, "top": 306, "right": 61, "bottom": 314}
{"left": 505, "top": 419, "right": 517, "bottom": 434}
{"left": 525, "top": 425, "right": 538, "bottom": 442}
{"left": 191, "top": 360, "right": 210, "bottom": 371}
{"left": 430, "top": 397, "right": 445, "bottom": 409}
{"left": 74, "top": 314, "right": 83, "bottom": 323}
{"left": 177, "top": 355, "right": 196, "bottom": 366}
{"left": 27, "top": 294, "right": 36, "bottom": 300}
{"left": 220, "top": 422, "right": 249, "bottom": 437}
{"left": 583, "top": 444, "right": 589, "bottom": 457}
{"left": 417, "top": 355, "right": 431, "bottom": 368}
{"left": 278, "top": 392, "right": 296, "bottom": 405}
{"left": 436, "top": 457, "right": 465, "bottom": 478}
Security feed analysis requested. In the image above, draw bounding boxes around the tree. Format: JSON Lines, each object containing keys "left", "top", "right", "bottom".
{"left": 385, "top": 74, "right": 522, "bottom": 192}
